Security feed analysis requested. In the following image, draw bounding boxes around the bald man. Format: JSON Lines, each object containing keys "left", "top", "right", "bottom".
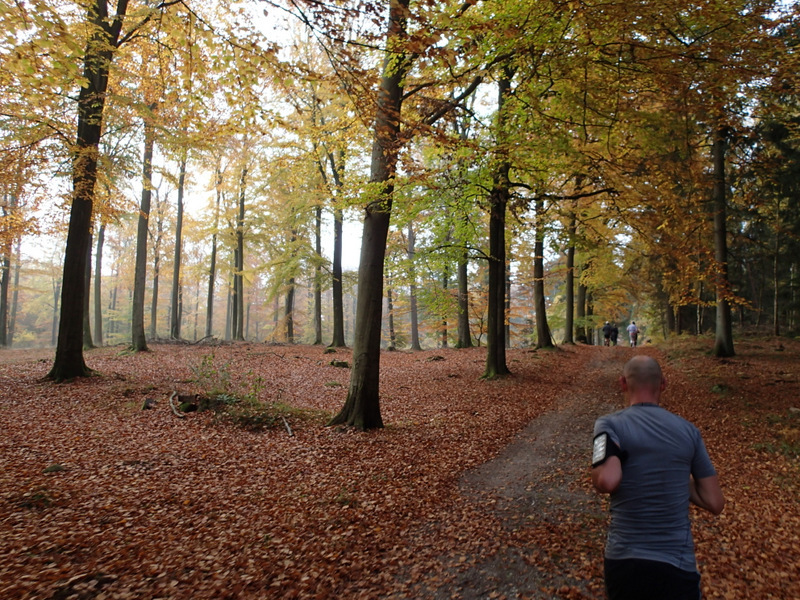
{"left": 591, "top": 356, "right": 724, "bottom": 600}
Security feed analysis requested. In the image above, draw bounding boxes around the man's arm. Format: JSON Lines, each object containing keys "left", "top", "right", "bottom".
{"left": 592, "top": 456, "right": 622, "bottom": 493}
{"left": 690, "top": 474, "right": 724, "bottom": 515}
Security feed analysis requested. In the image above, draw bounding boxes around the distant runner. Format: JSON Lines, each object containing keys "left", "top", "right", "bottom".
{"left": 626, "top": 322, "right": 639, "bottom": 348}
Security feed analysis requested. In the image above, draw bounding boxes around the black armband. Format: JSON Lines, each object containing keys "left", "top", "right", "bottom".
{"left": 592, "top": 432, "right": 628, "bottom": 468}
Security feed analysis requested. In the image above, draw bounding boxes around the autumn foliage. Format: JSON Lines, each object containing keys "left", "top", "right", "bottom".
{"left": 0, "top": 340, "right": 798, "bottom": 599}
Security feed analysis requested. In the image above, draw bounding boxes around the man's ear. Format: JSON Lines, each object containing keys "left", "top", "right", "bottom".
{"left": 619, "top": 376, "right": 628, "bottom": 392}
{"left": 660, "top": 377, "right": 667, "bottom": 392}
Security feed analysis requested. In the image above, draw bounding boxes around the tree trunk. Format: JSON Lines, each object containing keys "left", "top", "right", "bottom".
{"left": 285, "top": 278, "right": 295, "bottom": 343}
{"left": 711, "top": 126, "right": 735, "bottom": 357}
{"left": 233, "top": 166, "right": 246, "bottom": 341}
{"left": 386, "top": 282, "right": 397, "bottom": 350}
{"left": 330, "top": 205, "right": 346, "bottom": 347}
{"left": 328, "top": 0, "right": 411, "bottom": 430}
{"left": 773, "top": 221, "right": 780, "bottom": 337}
{"left": 441, "top": 268, "right": 449, "bottom": 348}
{"left": 170, "top": 154, "right": 186, "bottom": 339}
{"left": 48, "top": 0, "right": 129, "bottom": 380}
{"left": 484, "top": 70, "right": 513, "bottom": 378}
{"left": 564, "top": 210, "right": 576, "bottom": 344}
{"left": 206, "top": 165, "right": 221, "bottom": 338}
{"left": 131, "top": 105, "right": 155, "bottom": 352}
{"left": 94, "top": 222, "right": 105, "bottom": 345}
{"left": 0, "top": 243, "right": 8, "bottom": 348}
{"left": 456, "top": 239, "right": 472, "bottom": 348}
{"left": 51, "top": 278, "right": 61, "bottom": 347}
{"left": 576, "top": 280, "right": 587, "bottom": 342}
{"left": 83, "top": 233, "right": 95, "bottom": 348}
{"left": 534, "top": 198, "right": 553, "bottom": 348}
{"left": 8, "top": 238, "right": 21, "bottom": 346}
{"left": 313, "top": 204, "right": 323, "bottom": 344}
{"left": 408, "top": 222, "right": 421, "bottom": 350}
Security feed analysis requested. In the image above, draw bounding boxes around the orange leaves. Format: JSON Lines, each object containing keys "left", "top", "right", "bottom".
{"left": 1, "top": 341, "right": 799, "bottom": 598}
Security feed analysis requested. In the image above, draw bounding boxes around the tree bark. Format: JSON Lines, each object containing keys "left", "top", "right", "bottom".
{"left": 206, "top": 165, "right": 221, "bottom": 338}
{"left": 711, "top": 125, "right": 735, "bottom": 357}
{"left": 456, "top": 239, "right": 472, "bottom": 348}
{"left": 233, "top": 166, "right": 246, "bottom": 341}
{"left": 328, "top": 0, "right": 411, "bottom": 430}
{"left": 313, "top": 204, "right": 323, "bottom": 344}
{"left": 329, "top": 149, "right": 347, "bottom": 348}
{"left": 484, "top": 70, "right": 513, "bottom": 378}
{"left": 386, "top": 282, "right": 397, "bottom": 350}
{"left": 132, "top": 107, "right": 155, "bottom": 352}
{"left": 407, "top": 222, "right": 421, "bottom": 350}
{"left": 94, "top": 222, "right": 105, "bottom": 345}
{"left": 285, "top": 278, "right": 295, "bottom": 343}
{"left": 564, "top": 209, "right": 576, "bottom": 344}
{"left": 170, "top": 154, "right": 186, "bottom": 340}
{"left": 48, "top": 0, "right": 130, "bottom": 380}
{"left": 83, "top": 233, "right": 95, "bottom": 348}
{"left": 8, "top": 238, "right": 21, "bottom": 346}
{"left": 534, "top": 197, "right": 553, "bottom": 348}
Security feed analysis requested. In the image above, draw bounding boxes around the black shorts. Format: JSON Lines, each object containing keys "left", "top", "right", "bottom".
{"left": 605, "top": 558, "right": 701, "bottom": 600}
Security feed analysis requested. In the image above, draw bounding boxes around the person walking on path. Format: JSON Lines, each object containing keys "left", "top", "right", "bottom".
{"left": 591, "top": 356, "right": 724, "bottom": 600}
{"left": 610, "top": 323, "right": 619, "bottom": 346}
{"left": 603, "top": 322, "right": 613, "bottom": 346}
{"left": 626, "top": 321, "right": 639, "bottom": 347}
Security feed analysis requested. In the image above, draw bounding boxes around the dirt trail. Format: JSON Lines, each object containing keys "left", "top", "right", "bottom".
{"left": 429, "top": 347, "right": 632, "bottom": 599}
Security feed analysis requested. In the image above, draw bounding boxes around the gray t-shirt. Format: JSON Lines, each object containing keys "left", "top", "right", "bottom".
{"left": 593, "top": 403, "right": 716, "bottom": 572}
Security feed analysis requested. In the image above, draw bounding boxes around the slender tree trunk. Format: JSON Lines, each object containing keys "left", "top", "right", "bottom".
{"left": 83, "top": 233, "right": 95, "bottom": 348}
{"left": 505, "top": 260, "right": 511, "bottom": 348}
{"left": 576, "top": 280, "right": 587, "bottom": 342}
{"left": 149, "top": 238, "right": 160, "bottom": 340}
{"left": 131, "top": 106, "right": 155, "bottom": 352}
{"left": 285, "top": 278, "right": 295, "bottom": 343}
{"left": 0, "top": 243, "right": 8, "bottom": 348}
{"left": 564, "top": 210, "right": 576, "bottom": 344}
{"left": 206, "top": 165, "right": 221, "bottom": 338}
{"left": 233, "top": 166, "right": 246, "bottom": 341}
{"left": 408, "top": 222, "right": 421, "bottom": 350}
{"left": 773, "top": 223, "right": 780, "bottom": 337}
{"left": 170, "top": 154, "right": 186, "bottom": 339}
{"left": 484, "top": 70, "right": 514, "bottom": 378}
{"left": 329, "top": 0, "right": 411, "bottom": 429}
{"left": 456, "top": 241, "right": 472, "bottom": 348}
{"left": 586, "top": 291, "right": 594, "bottom": 345}
{"left": 330, "top": 205, "right": 346, "bottom": 347}
{"left": 8, "top": 238, "right": 21, "bottom": 345}
{"left": 51, "top": 278, "right": 61, "bottom": 347}
{"left": 386, "top": 282, "right": 397, "bottom": 350}
{"left": 313, "top": 204, "right": 323, "bottom": 344}
{"left": 533, "top": 198, "right": 553, "bottom": 348}
{"left": 711, "top": 126, "right": 735, "bottom": 357}
{"left": 94, "top": 222, "right": 105, "bottom": 345}
{"left": 441, "top": 268, "right": 449, "bottom": 348}
{"left": 49, "top": 0, "right": 130, "bottom": 380}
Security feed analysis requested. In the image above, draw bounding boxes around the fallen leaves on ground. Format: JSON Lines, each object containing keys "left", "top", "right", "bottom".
{"left": 0, "top": 339, "right": 797, "bottom": 599}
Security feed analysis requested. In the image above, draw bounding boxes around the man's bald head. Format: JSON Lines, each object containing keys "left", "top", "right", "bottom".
{"left": 622, "top": 356, "right": 664, "bottom": 396}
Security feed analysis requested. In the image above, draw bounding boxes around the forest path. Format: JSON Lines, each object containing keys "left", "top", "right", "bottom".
{"left": 423, "top": 345, "right": 632, "bottom": 599}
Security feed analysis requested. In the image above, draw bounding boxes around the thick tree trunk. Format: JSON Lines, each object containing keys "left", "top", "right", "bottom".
{"left": 456, "top": 241, "right": 472, "bottom": 348}
{"left": 94, "top": 222, "right": 105, "bottom": 345}
{"left": 328, "top": 0, "right": 410, "bottom": 430}
{"left": 132, "top": 109, "right": 155, "bottom": 352}
{"left": 51, "top": 278, "right": 61, "bottom": 347}
{"left": 408, "top": 222, "right": 421, "bottom": 350}
{"left": 534, "top": 198, "right": 553, "bottom": 348}
{"left": 711, "top": 126, "right": 735, "bottom": 357}
{"left": 49, "top": 0, "right": 129, "bottom": 380}
{"left": 484, "top": 71, "right": 513, "bottom": 378}
{"left": 170, "top": 155, "right": 186, "bottom": 340}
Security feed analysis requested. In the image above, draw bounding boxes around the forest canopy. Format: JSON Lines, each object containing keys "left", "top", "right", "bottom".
{"left": 1, "top": 0, "right": 799, "bottom": 409}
